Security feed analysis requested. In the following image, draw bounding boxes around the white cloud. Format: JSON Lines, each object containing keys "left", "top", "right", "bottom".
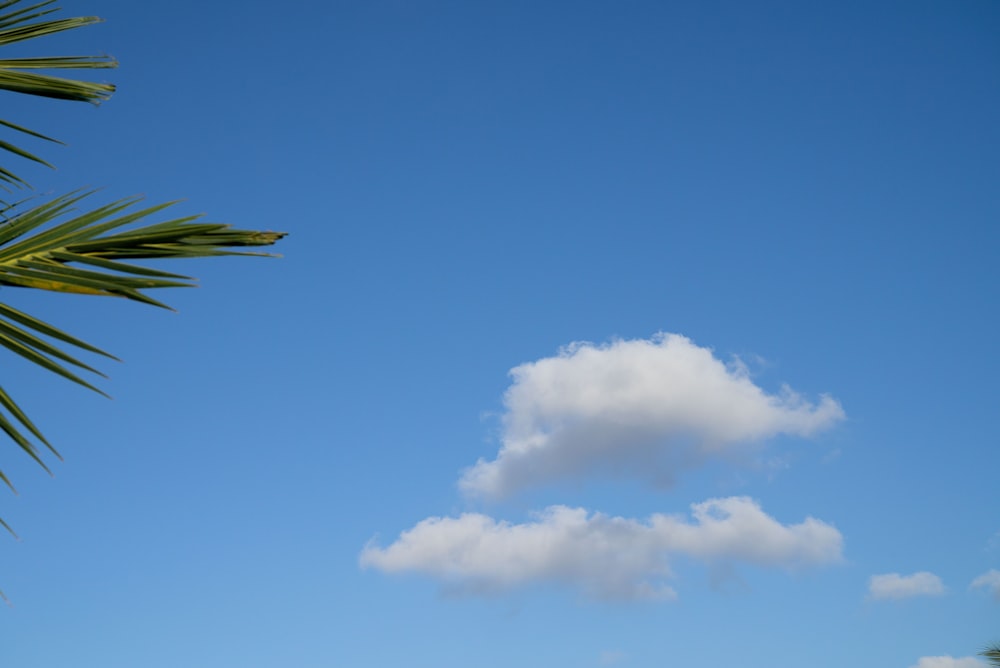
{"left": 867, "top": 572, "right": 946, "bottom": 600}
{"left": 460, "top": 333, "right": 845, "bottom": 498}
{"left": 988, "top": 531, "right": 1000, "bottom": 552}
{"left": 909, "top": 657, "right": 986, "bottom": 668}
{"left": 360, "top": 496, "right": 843, "bottom": 601}
{"left": 970, "top": 569, "right": 1000, "bottom": 600}
{"left": 598, "top": 650, "right": 627, "bottom": 665}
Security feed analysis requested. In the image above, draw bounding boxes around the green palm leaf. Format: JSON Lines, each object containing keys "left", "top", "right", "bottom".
{"left": 0, "top": 0, "right": 116, "bottom": 192}
{"left": 0, "top": 0, "right": 286, "bottom": 554}
{"left": 0, "top": 192, "right": 285, "bottom": 511}
{"left": 983, "top": 643, "right": 1000, "bottom": 667}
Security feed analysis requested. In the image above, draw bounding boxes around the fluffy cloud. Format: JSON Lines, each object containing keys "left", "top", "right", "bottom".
{"left": 867, "top": 572, "right": 946, "bottom": 600}
{"left": 970, "top": 569, "right": 1000, "bottom": 600}
{"left": 598, "top": 650, "right": 628, "bottom": 665}
{"left": 909, "top": 657, "right": 986, "bottom": 668}
{"left": 360, "top": 496, "right": 843, "bottom": 600}
{"left": 460, "top": 333, "right": 845, "bottom": 498}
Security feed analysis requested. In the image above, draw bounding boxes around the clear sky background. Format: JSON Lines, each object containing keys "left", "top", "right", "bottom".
{"left": 1, "top": 1, "right": 998, "bottom": 666}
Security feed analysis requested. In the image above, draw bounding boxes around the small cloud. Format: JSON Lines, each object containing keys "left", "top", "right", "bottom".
{"left": 987, "top": 532, "right": 1000, "bottom": 553}
{"left": 909, "top": 656, "right": 986, "bottom": 668}
{"left": 598, "top": 650, "right": 627, "bottom": 665}
{"left": 970, "top": 569, "right": 1000, "bottom": 600}
{"left": 868, "top": 572, "right": 945, "bottom": 600}
{"left": 460, "top": 333, "right": 844, "bottom": 498}
{"left": 360, "top": 496, "right": 842, "bottom": 601}
{"left": 821, "top": 448, "right": 842, "bottom": 465}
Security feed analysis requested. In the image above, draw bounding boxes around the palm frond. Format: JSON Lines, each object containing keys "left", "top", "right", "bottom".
{"left": 0, "top": 68, "right": 114, "bottom": 101}
{"left": 0, "top": 0, "right": 117, "bottom": 192}
{"left": 982, "top": 643, "right": 1000, "bottom": 667}
{"left": 0, "top": 192, "right": 285, "bottom": 508}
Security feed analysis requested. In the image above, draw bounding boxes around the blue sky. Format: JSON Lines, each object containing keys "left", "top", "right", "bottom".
{"left": 2, "top": 1, "right": 999, "bottom": 666}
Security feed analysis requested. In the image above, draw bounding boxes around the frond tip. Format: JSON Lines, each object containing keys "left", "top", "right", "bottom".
{"left": 982, "top": 643, "right": 1000, "bottom": 667}
{"left": 0, "top": 192, "right": 286, "bottom": 306}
